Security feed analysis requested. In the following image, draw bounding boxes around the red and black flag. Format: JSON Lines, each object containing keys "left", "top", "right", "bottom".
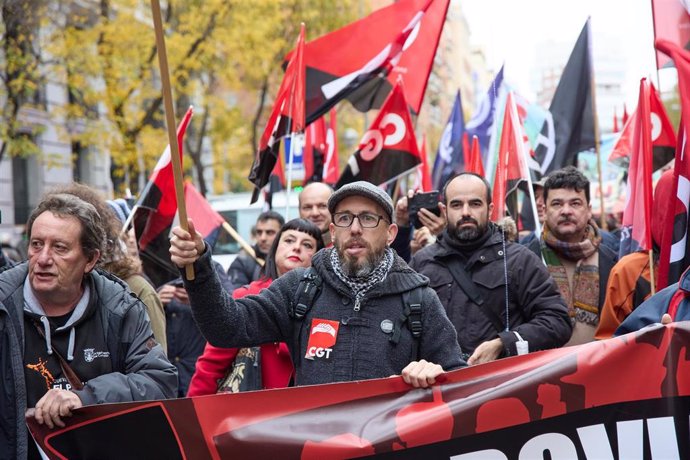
{"left": 619, "top": 79, "right": 654, "bottom": 258}
{"left": 608, "top": 81, "right": 676, "bottom": 172}
{"left": 534, "top": 19, "right": 595, "bottom": 174}
{"left": 656, "top": 39, "right": 690, "bottom": 288}
{"left": 248, "top": 24, "right": 305, "bottom": 203}
{"left": 491, "top": 92, "right": 531, "bottom": 222}
{"left": 296, "top": 0, "right": 449, "bottom": 124}
{"left": 184, "top": 182, "right": 225, "bottom": 249}
{"left": 336, "top": 79, "right": 421, "bottom": 188}
{"left": 133, "top": 106, "right": 193, "bottom": 288}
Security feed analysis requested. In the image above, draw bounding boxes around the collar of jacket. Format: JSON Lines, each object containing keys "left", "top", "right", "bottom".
{"left": 311, "top": 247, "right": 428, "bottom": 297}
{"left": 433, "top": 229, "right": 508, "bottom": 270}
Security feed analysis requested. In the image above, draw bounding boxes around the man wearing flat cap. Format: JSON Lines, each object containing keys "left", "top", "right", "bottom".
{"left": 169, "top": 181, "right": 465, "bottom": 388}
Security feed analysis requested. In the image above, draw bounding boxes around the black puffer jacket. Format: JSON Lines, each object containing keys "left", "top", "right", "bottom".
{"left": 410, "top": 226, "right": 572, "bottom": 358}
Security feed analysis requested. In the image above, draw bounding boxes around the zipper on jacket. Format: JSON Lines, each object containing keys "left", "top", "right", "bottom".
{"left": 354, "top": 297, "right": 361, "bottom": 312}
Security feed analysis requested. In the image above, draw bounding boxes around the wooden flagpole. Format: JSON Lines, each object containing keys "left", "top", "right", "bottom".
{"left": 221, "top": 221, "right": 265, "bottom": 267}
{"left": 150, "top": 0, "right": 194, "bottom": 280}
{"left": 587, "top": 17, "right": 607, "bottom": 230}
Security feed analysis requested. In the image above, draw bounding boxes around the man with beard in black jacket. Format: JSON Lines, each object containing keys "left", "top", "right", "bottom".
{"left": 411, "top": 173, "right": 571, "bottom": 365}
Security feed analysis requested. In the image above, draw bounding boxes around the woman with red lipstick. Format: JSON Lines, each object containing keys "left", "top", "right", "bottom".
{"left": 187, "top": 218, "right": 324, "bottom": 395}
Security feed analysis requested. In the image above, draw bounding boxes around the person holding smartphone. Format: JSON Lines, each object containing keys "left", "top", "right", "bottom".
{"left": 410, "top": 173, "right": 572, "bottom": 365}
{"left": 392, "top": 190, "right": 447, "bottom": 261}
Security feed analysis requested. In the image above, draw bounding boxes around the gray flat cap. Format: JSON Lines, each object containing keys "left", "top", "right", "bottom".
{"left": 328, "top": 181, "right": 394, "bottom": 222}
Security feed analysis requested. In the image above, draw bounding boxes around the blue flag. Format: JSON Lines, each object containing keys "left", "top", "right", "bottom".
{"left": 466, "top": 66, "right": 504, "bottom": 170}
{"left": 432, "top": 90, "right": 465, "bottom": 190}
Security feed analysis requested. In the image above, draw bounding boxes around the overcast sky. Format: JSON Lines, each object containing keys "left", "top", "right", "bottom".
{"left": 460, "top": 0, "right": 665, "bottom": 105}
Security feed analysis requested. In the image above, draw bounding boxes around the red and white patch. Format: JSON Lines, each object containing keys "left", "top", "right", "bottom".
{"left": 305, "top": 318, "right": 340, "bottom": 360}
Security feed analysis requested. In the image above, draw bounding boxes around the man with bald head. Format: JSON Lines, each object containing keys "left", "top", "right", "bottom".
{"left": 299, "top": 182, "right": 333, "bottom": 246}
{"left": 411, "top": 172, "right": 571, "bottom": 365}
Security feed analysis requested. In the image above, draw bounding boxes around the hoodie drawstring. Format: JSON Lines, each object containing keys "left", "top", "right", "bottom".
{"left": 67, "top": 328, "right": 75, "bottom": 361}
{"left": 40, "top": 316, "right": 52, "bottom": 356}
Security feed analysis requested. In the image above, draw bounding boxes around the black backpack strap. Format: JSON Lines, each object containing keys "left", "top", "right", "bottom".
{"left": 443, "top": 257, "right": 505, "bottom": 333}
{"left": 390, "top": 286, "right": 424, "bottom": 345}
{"left": 290, "top": 267, "right": 322, "bottom": 320}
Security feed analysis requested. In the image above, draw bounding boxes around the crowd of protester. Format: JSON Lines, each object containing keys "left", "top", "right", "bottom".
{"left": 1, "top": 166, "right": 686, "bottom": 458}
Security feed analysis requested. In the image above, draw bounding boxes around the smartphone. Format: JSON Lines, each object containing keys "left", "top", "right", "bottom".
{"left": 408, "top": 191, "right": 441, "bottom": 229}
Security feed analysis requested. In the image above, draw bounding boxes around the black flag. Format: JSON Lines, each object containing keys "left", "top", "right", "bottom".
{"left": 535, "top": 19, "right": 595, "bottom": 175}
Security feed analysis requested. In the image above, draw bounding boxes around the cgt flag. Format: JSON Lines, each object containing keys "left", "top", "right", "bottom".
{"left": 248, "top": 24, "right": 306, "bottom": 203}
{"left": 133, "top": 106, "right": 193, "bottom": 288}
{"left": 336, "top": 79, "right": 421, "bottom": 188}
{"left": 491, "top": 92, "right": 531, "bottom": 222}
{"left": 431, "top": 90, "right": 465, "bottom": 190}
{"left": 656, "top": 39, "right": 690, "bottom": 288}
{"left": 298, "top": 0, "right": 449, "bottom": 124}
{"left": 534, "top": 19, "right": 595, "bottom": 174}
{"left": 608, "top": 81, "right": 676, "bottom": 172}
{"left": 619, "top": 79, "right": 654, "bottom": 258}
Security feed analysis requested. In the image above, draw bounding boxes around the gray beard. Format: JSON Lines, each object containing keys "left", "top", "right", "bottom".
{"left": 340, "top": 246, "right": 386, "bottom": 278}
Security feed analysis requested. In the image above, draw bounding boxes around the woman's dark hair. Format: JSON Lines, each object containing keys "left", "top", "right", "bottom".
{"left": 262, "top": 218, "right": 324, "bottom": 280}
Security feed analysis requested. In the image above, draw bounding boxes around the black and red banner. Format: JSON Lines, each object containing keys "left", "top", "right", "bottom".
{"left": 29, "top": 322, "right": 690, "bottom": 459}
{"left": 297, "top": 0, "right": 449, "bottom": 124}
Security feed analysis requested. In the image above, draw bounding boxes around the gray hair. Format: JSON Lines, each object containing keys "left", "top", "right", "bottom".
{"left": 27, "top": 193, "right": 106, "bottom": 261}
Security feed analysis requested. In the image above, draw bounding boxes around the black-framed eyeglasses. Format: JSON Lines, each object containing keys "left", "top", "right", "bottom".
{"left": 333, "top": 212, "right": 388, "bottom": 228}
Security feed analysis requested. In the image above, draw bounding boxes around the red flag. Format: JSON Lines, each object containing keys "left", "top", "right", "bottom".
{"left": 303, "top": 115, "right": 327, "bottom": 184}
{"left": 655, "top": 38, "right": 690, "bottom": 287}
{"left": 414, "top": 134, "right": 432, "bottom": 192}
{"left": 622, "top": 103, "right": 629, "bottom": 126}
{"left": 608, "top": 82, "right": 676, "bottom": 171}
{"left": 297, "top": 0, "right": 449, "bottom": 123}
{"left": 613, "top": 107, "right": 619, "bottom": 133}
{"left": 133, "top": 106, "right": 193, "bottom": 287}
{"left": 651, "top": 0, "right": 690, "bottom": 69}
{"left": 619, "top": 79, "right": 654, "bottom": 257}
{"left": 336, "top": 79, "right": 421, "bottom": 187}
{"left": 323, "top": 108, "right": 340, "bottom": 185}
{"left": 184, "top": 182, "right": 225, "bottom": 246}
{"left": 461, "top": 132, "right": 471, "bottom": 167}
{"left": 303, "top": 108, "right": 340, "bottom": 185}
{"left": 248, "top": 24, "right": 306, "bottom": 202}
{"left": 466, "top": 135, "right": 485, "bottom": 177}
{"left": 491, "top": 92, "right": 530, "bottom": 221}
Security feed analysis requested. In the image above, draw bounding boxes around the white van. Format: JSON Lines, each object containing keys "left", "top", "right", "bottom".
{"left": 208, "top": 190, "right": 301, "bottom": 271}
